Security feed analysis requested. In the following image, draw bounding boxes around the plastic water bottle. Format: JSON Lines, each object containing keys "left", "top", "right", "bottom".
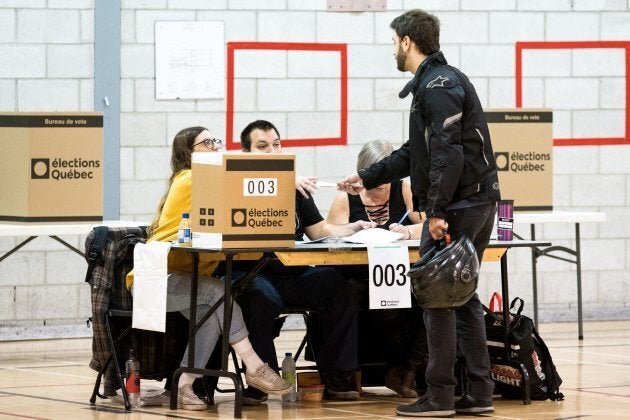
{"left": 125, "top": 349, "right": 141, "bottom": 408}
{"left": 281, "top": 352, "right": 297, "bottom": 402}
{"left": 177, "top": 212, "right": 191, "bottom": 247}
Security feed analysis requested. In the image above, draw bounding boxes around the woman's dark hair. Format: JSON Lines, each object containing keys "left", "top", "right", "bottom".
{"left": 148, "top": 126, "right": 207, "bottom": 236}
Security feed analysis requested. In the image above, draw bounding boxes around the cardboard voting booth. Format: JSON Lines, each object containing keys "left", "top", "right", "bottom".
{"left": 0, "top": 112, "right": 103, "bottom": 222}
{"left": 191, "top": 152, "right": 295, "bottom": 248}
{"left": 485, "top": 109, "right": 553, "bottom": 211}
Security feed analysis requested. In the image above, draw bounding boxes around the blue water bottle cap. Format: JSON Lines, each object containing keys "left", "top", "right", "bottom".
{"left": 182, "top": 212, "right": 189, "bottom": 218}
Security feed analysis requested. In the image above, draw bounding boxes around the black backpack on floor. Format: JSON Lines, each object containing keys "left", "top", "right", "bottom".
{"left": 484, "top": 296, "right": 564, "bottom": 401}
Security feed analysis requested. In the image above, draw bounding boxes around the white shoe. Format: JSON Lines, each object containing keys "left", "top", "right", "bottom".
{"left": 177, "top": 384, "right": 207, "bottom": 411}
{"left": 245, "top": 363, "right": 292, "bottom": 396}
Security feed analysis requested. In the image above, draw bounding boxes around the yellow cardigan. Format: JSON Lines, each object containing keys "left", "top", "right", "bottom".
{"left": 126, "top": 169, "right": 218, "bottom": 289}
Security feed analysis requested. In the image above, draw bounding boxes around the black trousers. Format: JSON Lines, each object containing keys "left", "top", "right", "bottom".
{"left": 336, "top": 265, "right": 428, "bottom": 372}
{"left": 236, "top": 266, "right": 358, "bottom": 373}
{"left": 419, "top": 202, "right": 497, "bottom": 407}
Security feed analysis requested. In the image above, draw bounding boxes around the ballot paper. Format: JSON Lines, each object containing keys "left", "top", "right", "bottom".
{"left": 316, "top": 181, "right": 338, "bottom": 187}
{"left": 316, "top": 181, "right": 363, "bottom": 188}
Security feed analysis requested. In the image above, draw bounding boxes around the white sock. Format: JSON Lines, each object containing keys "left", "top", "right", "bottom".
{"left": 178, "top": 373, "right": 196, "bottom": 389}
{"left": 232, "top": 337, "right": 264, "bottom": 373}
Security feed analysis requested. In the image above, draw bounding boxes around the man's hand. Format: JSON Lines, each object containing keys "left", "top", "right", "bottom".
{"left": 337, "top": 173, "right": 364, "bottom": 195}
{"left": 296, "top": 176, "right": 318, "bottom": 199}
{"left": 428, "top": 217, "right": 448, "bottom": 240}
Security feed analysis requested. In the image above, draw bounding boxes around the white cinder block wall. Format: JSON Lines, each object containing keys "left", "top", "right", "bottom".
{"left": 0, "top": 0, "right": 629, "bottom": 339}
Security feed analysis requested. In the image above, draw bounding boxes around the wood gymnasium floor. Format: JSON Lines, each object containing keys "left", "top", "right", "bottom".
{"left": 1, "top": 320, "right": 629, "bottom": 420}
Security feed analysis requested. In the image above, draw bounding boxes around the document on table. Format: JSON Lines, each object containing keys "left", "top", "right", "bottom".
{"left": 301, "top": 228, "right": 404, "bottom": 244}
{"left": 342, "top": 228, "right": 404, "bottom": 244}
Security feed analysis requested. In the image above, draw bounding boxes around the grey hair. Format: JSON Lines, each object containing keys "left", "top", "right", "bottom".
{"left": 357, "top": 139, "right": 394, "bottom": 171}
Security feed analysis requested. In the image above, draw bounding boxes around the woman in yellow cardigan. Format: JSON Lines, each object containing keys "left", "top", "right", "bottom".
{"left": 140, "top": 126, "right": 290, "bottom": 410}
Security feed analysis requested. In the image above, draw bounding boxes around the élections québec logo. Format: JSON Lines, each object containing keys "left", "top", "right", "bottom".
{"left": 494, "top": 151, "right": 551, "bottom": 173}
{"left": 31, "top": 157, "right": 100, "bottom": 180}
{"left": 231, "top": 208, "right": 289, "bottom": 228}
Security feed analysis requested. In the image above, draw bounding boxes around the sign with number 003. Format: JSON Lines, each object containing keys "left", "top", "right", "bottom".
{"left": 243, "top": 178, "right": 277, "bottom": 196}
{"left": 367, "top": 245, "right": 411, "bottom": 310}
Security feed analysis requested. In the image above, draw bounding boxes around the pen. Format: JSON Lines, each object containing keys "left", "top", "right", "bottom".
{"left": 397, "top": 209, "right": 411, "bottom": 225}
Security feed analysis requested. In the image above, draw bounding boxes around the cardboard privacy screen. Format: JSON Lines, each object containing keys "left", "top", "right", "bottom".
{"left": 485, "top": 109, "right": 553, "bottom": 211}
{"left": 0, "top": 112, "right": 103, "bottom": 222}
{"left": 191, "top": 152, "right": 296, "bottom": 248}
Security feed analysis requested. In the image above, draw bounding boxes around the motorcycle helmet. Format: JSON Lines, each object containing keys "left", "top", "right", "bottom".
{"left": 407, "top": 234, "right": 480, "bottom": 309}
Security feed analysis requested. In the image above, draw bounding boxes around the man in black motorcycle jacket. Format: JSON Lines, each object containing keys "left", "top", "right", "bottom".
{"left": 355, "top": 51, "right": 500, "bottom": 220}
{"left": 338, "top": 9, "right": 501, "bottom": 418}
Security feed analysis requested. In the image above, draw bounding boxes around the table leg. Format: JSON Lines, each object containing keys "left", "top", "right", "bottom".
{"left": 530, "top": 224, "right": 539, "bottom": 330}
{"left": 188, "top": 252, "right": 199, "bottom": 368}
{"left": 500, "top": 251, "right": 510, "bottom": 360}
{"left": 501, "top": 249, "right": 532, "bottom": 405}
{"left": 0, "top": 236, "right": 36, "bottom": 263}
{"left": 575, "top": 223, "right": 583, "bottom": 340}
{"left": 170, "top": 251, "right": 200, "bottom": 410}
{"left": 222, "top": 255, "right": 233, "bottom": 371}
{"left": 223, "top": 254, "right": 242, "bottom": 417}
{"left": 168, "top": 251, "right": 243, "bottom": 417}
{"left": 525, "top": 222, "right": 584, "bottom": 340}
{"left": 50, "top": 235, "right": 84, "bottom": 257}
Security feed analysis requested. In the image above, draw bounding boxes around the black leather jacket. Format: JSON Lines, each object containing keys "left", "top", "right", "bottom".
{"left": 358, "top": 51, "right": 500, "bottom": 219}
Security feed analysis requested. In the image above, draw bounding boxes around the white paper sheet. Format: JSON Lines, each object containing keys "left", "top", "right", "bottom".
{"left": 315, "top": 181, "right": 338, "bottom": 187}
{"left": 132, "top": 242, "right": 171, "bottom": 332}
{"left": 341, "top": 228, "right": 404, "bottom": 244}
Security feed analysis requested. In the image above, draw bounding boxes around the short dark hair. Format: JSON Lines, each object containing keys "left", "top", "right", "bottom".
{"left": 240, "top": 120, "right": 281, "bottom": 151}
{"left": 390, "top": 9, "right": 440, "bottom": 56}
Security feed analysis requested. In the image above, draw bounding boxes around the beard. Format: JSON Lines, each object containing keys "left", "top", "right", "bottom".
{"left": 395, "top": 45, "right": 407, "bottom": 72}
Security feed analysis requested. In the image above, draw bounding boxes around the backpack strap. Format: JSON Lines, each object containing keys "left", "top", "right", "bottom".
{"left": 510, "top": 297, "right": 525, "bottom": 315}
{"left": 531, "top": 326, "right": 565, "bottom": 401}
{"left": 84, "top": 226, "right": 109, "bottom": 283}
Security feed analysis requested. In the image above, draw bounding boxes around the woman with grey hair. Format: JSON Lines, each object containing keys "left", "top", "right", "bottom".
{"left": 327, "top": 139, "right": 427, "bottom": 398}
{"left": 329, "top": 139, "right": 423, "bottom": 239}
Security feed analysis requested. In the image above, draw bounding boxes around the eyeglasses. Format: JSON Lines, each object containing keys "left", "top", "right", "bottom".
{"left": 193, "top": 138, "right": 224, "bottom": 150}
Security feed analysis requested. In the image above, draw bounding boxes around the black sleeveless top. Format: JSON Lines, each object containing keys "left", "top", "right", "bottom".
{"left": 347, "top": 179, "right": 410, "bottom": 229}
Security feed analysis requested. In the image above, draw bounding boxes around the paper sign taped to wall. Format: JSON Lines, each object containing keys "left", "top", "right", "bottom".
{"left": 155, "top": 21, "right": 225, "bottom": 99}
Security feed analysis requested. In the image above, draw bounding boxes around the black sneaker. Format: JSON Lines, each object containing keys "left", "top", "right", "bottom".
{"left": 395, "top": 396, "right": 455, "bottom": 417}
{"left": 454, "top": 394, "right": 494, "bottom": 414}
{"left": 241, "top": 386, "right": 268, "bottom": 406}
{"left": 321, "top": 369, "right": 359, "bottom": 400}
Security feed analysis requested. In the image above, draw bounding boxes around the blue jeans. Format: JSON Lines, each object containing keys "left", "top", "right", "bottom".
{"left": 166, "top": 272, "right": 249, "bottom": 375}
{"left": 419, "top": 202, "right": 496, "bottom": 407}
